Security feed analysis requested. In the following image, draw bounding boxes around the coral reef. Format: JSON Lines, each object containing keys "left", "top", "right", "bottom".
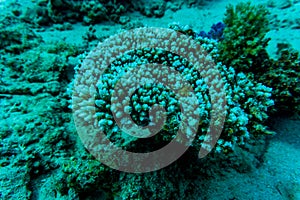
{"left": 10, "top": 0, "right": 176, "bottom": 26}
{"left": 0, "top": 12, "right": 84, "bottom": 198}
{"left": 1, "top": 0, "right": 299, "bottom": 199}
{"left": 69, "top": 26, "right": 274, "bottom": 197}
{"left": 0, "top": 16, "right": 42, "bottom": 54}
{"left": 217, "top": 2, "right": 271, "bottom": 73}
{"left": 83, "top": 45, "right": 274, "bottom": 154}
{"left": 0, "top": 49, "right": 75, "bottom": 199}
{"left": 197, "top": 21, "right": 226, "bottom": 40}
{"left": 258, "top": 45, "right": 300, "bottom": 114}
{"left": 132, "top": 0, "right": 167, "bottom": 17}
{"left": 8, "top": 0, "right": 128, "bottom": 25}
{"left": 215, "top": 2, "right": 300, "bottom": 114}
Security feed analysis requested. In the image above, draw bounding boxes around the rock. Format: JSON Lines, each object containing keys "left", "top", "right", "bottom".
{"left": 279, "top": 0, "right": 292, "bottom": 9}
{"left": 267, "top": 0, "right": 292, "bottom": 9}
{"left": 119, "top": 16, "right": 130, "bottom": 25}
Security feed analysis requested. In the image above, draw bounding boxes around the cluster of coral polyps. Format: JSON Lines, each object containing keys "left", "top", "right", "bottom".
{"left": 71, "top": 27, "right": 274, "bottom": 155}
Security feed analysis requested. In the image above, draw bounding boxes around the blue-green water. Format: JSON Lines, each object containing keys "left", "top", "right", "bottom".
{"left": 0, "top": 0, "right": 299, "bottom": 199}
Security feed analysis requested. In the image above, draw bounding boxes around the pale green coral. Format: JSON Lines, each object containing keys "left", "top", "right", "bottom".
{"left": 217, "top": 2, "right": 270, "bottom": 73}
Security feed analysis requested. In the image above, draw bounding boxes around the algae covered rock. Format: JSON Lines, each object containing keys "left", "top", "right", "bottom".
{"left": 0, "top": 16, "right": 42, "bottom": 54}
{"left": 132, "top": 0, "right": 167, "bottom": 17}
{"left": 259, "top": 45, "right": 300, "bottom": 114}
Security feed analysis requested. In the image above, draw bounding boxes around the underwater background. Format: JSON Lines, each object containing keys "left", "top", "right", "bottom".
{"left": 0, "top": 0, "right": 300, "bottom": 199}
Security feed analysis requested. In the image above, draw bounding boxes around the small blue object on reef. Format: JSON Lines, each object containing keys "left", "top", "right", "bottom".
{"left": 197, "top": 22, "right": 225, "bottom": 40}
